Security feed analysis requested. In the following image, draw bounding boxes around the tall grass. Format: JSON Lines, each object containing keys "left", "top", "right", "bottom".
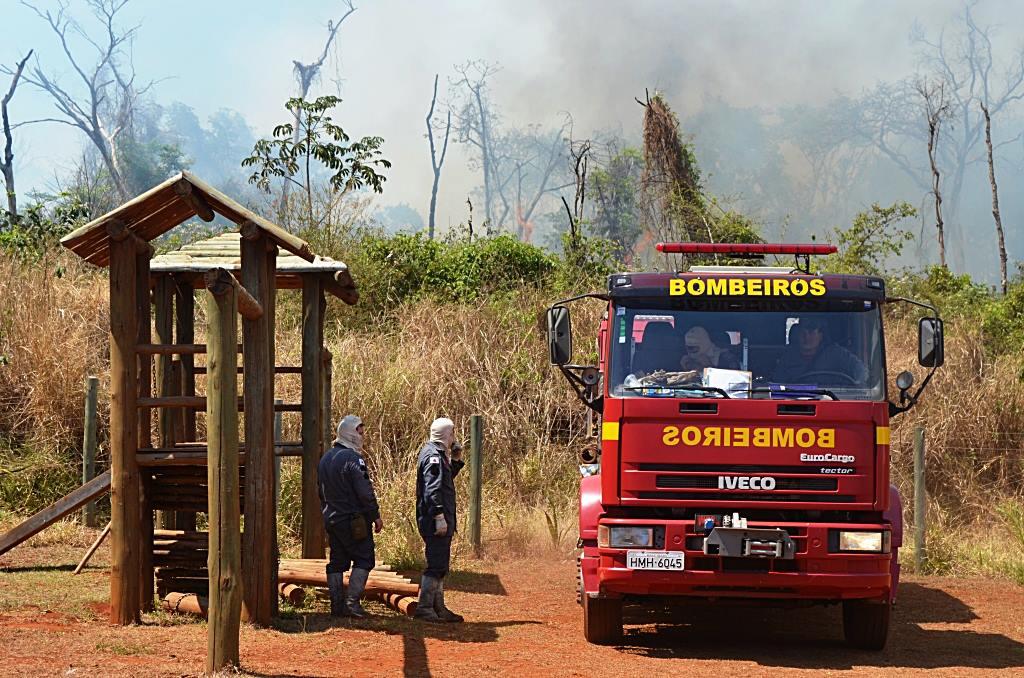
{"left": 1, "top": 252, "right": 1022, "bottom": 577}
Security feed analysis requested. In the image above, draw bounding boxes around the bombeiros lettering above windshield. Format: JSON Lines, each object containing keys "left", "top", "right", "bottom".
{"left": 662, "top": 425, "right": 834, "bottom": 448}
{"left": 669, "top": 277, "right": 826, "bottom": 297}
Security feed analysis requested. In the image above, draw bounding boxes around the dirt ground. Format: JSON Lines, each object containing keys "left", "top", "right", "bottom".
{"left": 2, "top": 540, "right": 1024, "bottom": 677}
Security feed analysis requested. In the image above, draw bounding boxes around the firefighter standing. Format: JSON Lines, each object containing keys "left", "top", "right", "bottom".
{"left": 413, "top": 417, "right": 465, "bottom": 623}
{"left": 318, "top": 414, "right": 383, "bottom": 618}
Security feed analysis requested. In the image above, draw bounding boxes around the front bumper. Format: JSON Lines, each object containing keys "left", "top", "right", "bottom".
{"left": 582, "top": 518, "right": 892, "bottom": 602}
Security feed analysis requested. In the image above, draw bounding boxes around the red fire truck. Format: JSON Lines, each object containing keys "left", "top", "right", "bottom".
{"left": 547, "top": 243, "right": 944, "bottom": 649}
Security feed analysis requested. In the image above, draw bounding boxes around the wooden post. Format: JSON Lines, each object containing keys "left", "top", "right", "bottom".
{"left": 274, "top": 399, "right": 283, "bottom": 504}
{"left": 175, "top": 276, "right": 197, "bottom": 441}
{"left": 240, "top": 225, "right": 277, "bottom": 625}
{"left": 300, "top": 276, "right": 324, "bottom": 558}
{"left": 204, "top": 268, "right": 242, "bottom": 672}
{"left": 468, "top": 414, "right": 483, "bottom": 555}
{"left": 82, "top": 376, "right": 99, "bottom": 528}
{"left": 154, "top": 274, "right": 175, "bottom": 531}
{"left": 137, "top": 250, "right": 155, "bottom": 611}
{"left": 914, "top": 426, "right": 926, "bottom": 571}
{"left": 322, "top": 349, "right": 333, "bottom": 448}
{"left": 108, "top": 225, "right": 141, "bottom": 625}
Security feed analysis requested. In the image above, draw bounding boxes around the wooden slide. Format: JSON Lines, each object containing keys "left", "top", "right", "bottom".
{"left": 0, "top": 470, "right": 111, "bottom": 558}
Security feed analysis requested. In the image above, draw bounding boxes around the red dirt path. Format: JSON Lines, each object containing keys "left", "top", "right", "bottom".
{"left": 1, "top": 553, "right": 1023, "bottom": 676}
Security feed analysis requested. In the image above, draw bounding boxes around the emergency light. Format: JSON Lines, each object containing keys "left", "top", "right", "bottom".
{"left": 655, "top": 242, "right": 838, "bottom": 256}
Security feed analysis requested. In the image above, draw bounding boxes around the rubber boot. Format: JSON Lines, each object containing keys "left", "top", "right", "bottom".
{"left": 434, "top": 580, "right": 465, "bottom": 623}
{"left": 413, "top": 574, "right": 442, "bottom": 622}
{"left": 327, "top": 572, "right": 347, "bottom": 618}
{"left": 345, "top": 567, "right": 371, "bottom": 618}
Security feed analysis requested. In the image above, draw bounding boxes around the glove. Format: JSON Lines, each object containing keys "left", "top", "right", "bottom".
{"left": 450, "top": 442, "right": 463, "bottom": 461}
{"left": 434, "top": 514, "right": 448, "bottom": 537}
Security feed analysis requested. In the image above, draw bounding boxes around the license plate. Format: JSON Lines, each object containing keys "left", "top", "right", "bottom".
{"left": 626, "top": 550, "right": 685, "bottom": 570}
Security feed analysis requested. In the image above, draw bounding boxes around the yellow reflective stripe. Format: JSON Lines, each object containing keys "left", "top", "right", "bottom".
{"left": 602, "top": 422, "right": 620, "bottom": 441}
{"left": 876, "top": 426, "right": 891, "bottom": 445}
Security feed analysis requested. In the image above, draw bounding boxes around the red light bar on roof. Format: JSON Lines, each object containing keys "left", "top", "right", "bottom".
{"left": 655, "top": 242, "right": 838, "bottom": 255}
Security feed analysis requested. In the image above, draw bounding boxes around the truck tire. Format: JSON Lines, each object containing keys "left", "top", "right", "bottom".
{"left": 583, "top": 594, "right": 623, "bottom": 645}
{"left": 842, "top": 598, "right": 890, "bottom": 650}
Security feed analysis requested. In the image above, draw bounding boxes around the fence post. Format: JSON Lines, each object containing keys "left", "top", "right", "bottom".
{"left": 468, "top": 414, "right": 483, "bottom": 555}
{"left": 81, "top": 376, "right": 99, "bottom": 528}
{"left": 913, "top": 426, "right": 926, "bottom": 570}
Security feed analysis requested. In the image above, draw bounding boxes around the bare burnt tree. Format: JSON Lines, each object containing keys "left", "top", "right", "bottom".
{"left": 917, "top": 78, "right": 951, "bottom": 268}
{"left": 6, "top": 1, "right": 153, "bottom": 201}
{"left": 499, "top": 119, "right": 572, "bottom": 240}
{"left": 1, "top": 50, "right": 33, "bottom": 218}
{"left": 452, "top": 60, "right": 500, "bottom": 227}
{"left": 292, "top": 1, "right": 356, "bottom": 101}
{"left": 979, "top": 100, "right": 1007, "bottom": 293}
{"left": 425, "top": 73, "right": 451, "bottom": 239}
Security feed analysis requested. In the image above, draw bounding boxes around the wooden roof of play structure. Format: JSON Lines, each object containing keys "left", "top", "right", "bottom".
{"left": 150, "top": 232, "right": 353, "bottom": 293}
{"left": 60, "top": 170, "right": 315, "bottom": 267}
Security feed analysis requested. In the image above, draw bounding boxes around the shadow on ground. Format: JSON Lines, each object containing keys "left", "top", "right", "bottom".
{"left": 614, "top": 581, "right": 1024, "bottom": 670}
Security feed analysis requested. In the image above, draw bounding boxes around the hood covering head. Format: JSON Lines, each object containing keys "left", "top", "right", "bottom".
{"left": 336, "top": 414, "right": 364, "bottom": 452}
{"left": 429, "top": 417, "right": 455, "bottom": 448}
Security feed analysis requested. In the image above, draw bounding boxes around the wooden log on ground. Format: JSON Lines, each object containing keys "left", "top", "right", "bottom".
{"left": 277, "top": 570, "right": 419, "bottom": 596}
{"left": 369, "top": 592, "right": 417, "bottom": 617}
{"left": 278, "top": 583, "right": 306, "bottom": 606}
{"left": 108, "top": 227, "right": 142, "bottom": 624}
{"left": 163, "top": 592, "right": 208, "bottom": 618}
{"left": 205, "top": 268, "right": 242, "bottom": 672}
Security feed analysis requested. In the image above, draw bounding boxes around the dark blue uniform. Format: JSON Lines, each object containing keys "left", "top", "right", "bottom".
{"left": 416, "top": 441, "right": 465, "bottom": 579}
{"left": 318, "top": 443, "right": 380, "bottom": 575}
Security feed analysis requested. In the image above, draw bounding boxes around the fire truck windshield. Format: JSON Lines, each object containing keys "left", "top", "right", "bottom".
{"left": 609, "top": 300, "right": 884, "bottom": 400}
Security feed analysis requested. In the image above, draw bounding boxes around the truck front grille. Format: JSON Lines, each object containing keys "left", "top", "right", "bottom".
{"left": 637, "top": 491, "right": 857, "bottom": 503}
{"left": 655, "top": 475, "right": 838, "bottom": 491}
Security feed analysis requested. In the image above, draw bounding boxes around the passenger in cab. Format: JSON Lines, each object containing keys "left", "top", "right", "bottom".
{"left": 680, "top": 326, "right": 740, "bottom": 371}
{"left": 772, "top": 317, "right": 868, "bottom": 385}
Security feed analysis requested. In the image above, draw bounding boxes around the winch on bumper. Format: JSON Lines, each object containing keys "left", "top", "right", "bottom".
{"left": 582, "top": 517, "right": 893, "bottom": 602}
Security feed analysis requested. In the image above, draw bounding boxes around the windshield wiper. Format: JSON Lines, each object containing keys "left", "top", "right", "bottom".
{"left": 748, "top": 387, "right": 839, "bottom": 401}
{"left": 624, "top": 384, "right": 732, "bottom": 399}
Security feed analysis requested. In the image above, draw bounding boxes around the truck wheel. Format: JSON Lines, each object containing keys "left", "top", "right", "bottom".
{"left": 842, "top": 598, "right": 890, "bottom": 650}
{"left": 583, "top": 594, "right": 623, "bottom": 645}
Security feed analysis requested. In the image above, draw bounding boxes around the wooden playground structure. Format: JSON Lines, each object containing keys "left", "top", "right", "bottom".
{"left": 0, "top": 171, "right": 410, "bottom": 670}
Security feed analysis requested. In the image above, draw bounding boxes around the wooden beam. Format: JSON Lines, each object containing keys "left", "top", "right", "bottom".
{"left": 173, "top": 179, "right": 215, "bottom": 222}
{"left": 333, "top": 268, "right": 354, "bottom": 289}
{"left": 155, "top": 273, "right": 176, "bottom": 535}
{"left": 0, "top": 471, "right": 112, "bottom": 557}
{"left": 204, "top": 268, "right": 262, "bottom": 321}
{"left": 174, "top": 276, "right": 197, "bottom": 442}
{"left": 136, "top": 252, "right": 155, "bottom": 611}
{"left": 204, "top": 267, "right": 242, "bottom": 672}
{"left": 240, "top": 229, "right": 277, "bottom": 625}
{"left": 107, "top": 219, "right": 155, "bottom": 257}
{"left": 321, "top": 275, "right": 359, "bottom": 305}
{"left": 109, "top": 234, "right": 142, "bottom": 624}
{"left": 300, "top": 277, "right": 324, "bottom": 558}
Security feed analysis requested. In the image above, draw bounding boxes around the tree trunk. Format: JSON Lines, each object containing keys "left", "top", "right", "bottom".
{"left": 926, "top": 120, "right": 946, "bottom": 268}
{"left": 980, "top": 101, "right": 1008, "bottom": 294}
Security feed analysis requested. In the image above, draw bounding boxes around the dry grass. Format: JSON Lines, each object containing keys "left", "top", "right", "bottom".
{"left": 1, "top": 256, "right": 1023, "bottom": 578}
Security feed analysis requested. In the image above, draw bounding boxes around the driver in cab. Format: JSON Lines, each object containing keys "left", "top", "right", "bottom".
{"left": 772, "top": 317, "right": 868, "bottom": 385}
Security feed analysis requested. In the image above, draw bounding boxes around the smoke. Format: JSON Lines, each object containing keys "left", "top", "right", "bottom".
{"left": 6, "top": 0, "right": 1024, "bottom": 279}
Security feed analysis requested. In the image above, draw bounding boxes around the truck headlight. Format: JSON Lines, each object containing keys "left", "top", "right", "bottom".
{"left": 598, "top": 525, "right": 654, "bottom": 549}
{"left": 838, "top": 530, "right": 890, "bottom": 553}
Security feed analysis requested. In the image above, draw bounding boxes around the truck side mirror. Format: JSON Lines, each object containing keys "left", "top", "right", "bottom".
{"left": 918, "top": 317, "right": 944, "bottom": 368}
{"left": 547, "top": 306, "right": 572, "bottom": 365}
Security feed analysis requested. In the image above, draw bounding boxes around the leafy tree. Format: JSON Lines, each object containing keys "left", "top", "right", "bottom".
{"left": 243, "top": 96, "right": 390, "bottom": 228}
{"left": 589, "top": 146, "right": 642, "bottom": 259}
{"left": 827, "top": 201, "right": 916, "bottom": 276}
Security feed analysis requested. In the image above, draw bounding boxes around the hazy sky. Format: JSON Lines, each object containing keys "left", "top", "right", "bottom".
{"left": 3, "top": 0, "right": 1021, "bottom": 232}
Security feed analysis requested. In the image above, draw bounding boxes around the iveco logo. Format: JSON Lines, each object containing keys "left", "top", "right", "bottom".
{"left": 717, "top": 476, "right": 777, "bottom": 490}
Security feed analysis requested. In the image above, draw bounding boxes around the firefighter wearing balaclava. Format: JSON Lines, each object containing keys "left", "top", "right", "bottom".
{"left": 318, "top": 414, "right": 383, "bottom": 618}
{"left": 413, "top": 417, "right": 465, "bottom": 623}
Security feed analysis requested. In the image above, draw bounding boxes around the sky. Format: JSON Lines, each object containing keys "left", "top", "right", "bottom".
{"left": 3, "top": 0, "right": 1022, "bottom": 238}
